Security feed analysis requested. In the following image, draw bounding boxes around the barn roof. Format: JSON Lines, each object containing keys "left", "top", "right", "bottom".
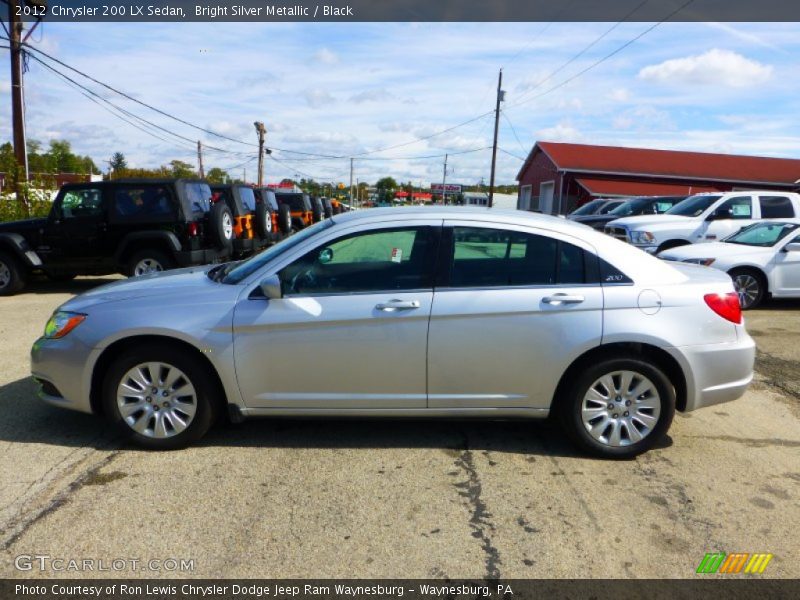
{"left": 518, "top": 141, "right": 800, "bottom": 187}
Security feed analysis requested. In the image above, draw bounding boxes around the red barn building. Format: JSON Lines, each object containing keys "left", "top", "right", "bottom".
{"left": 516, "top": 141, "right": 800, "bottom": 214}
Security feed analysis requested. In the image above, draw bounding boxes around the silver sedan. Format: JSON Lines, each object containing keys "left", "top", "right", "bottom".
{"left": 31, "top": 208, "right": 755, "bottom": 458}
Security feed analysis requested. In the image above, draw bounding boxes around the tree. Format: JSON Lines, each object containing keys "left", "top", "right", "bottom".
{"left": 109, "top": 152, "right": 127, "bottom": 172}
{"left": 169, "top": 160, "right": 196, "bottom": 178}
{"left": 375, "top": 177, "right": 397, "bottom": 192}
{"left": 205, "top": 167, "right": 229, "bottom": 184}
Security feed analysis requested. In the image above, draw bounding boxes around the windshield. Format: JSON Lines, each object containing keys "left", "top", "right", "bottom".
{"left": 571, "top": 199, "right": 604, "bottom": 216}
{"left": 666, "top": 195, "right": 721, "bottom": 217}
{"left": 598, "top": 201, "right": 623, "bottom": 214}
{"left": 725, "top": 222, "right": 799, "bottom": 247}
{"left": 220, "top": 219, "right": 334, "bottom": 284}
{"left": 609, "top": 198, "right": 647, "bottom": 217}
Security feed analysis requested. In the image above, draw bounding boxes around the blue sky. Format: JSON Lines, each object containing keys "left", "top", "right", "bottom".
{"left": 1, "top": 21, "right": 799, "bottom": 186}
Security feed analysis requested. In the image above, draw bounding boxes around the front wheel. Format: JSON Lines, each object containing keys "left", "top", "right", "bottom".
{"left": 103, "top": 344, "right": 217, "bottom": 449}
{"left": 0, "top": 251, "right": 27, "bottom": 296}
{"left": 557, "top": 357, "right": 675, "bottom": 459}
{"left": 729, "top": 268, "right": 765, "bottom": 310}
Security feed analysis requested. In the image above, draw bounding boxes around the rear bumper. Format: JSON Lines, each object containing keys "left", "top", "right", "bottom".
{"left": 668, "top": 333, "right": 756, "bottom": 412}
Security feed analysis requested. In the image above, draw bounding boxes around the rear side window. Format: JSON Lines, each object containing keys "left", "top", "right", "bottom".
{"left": 112, "top": 186, "right": 176, "bottom": 222}
{"left": 759, "top": 196, "right": 795, "bottom": 218}
{"left": 446, "top": 227, "right": 593, "bottom": 287}
{"left": 184, "top": 183, "right": 212, "bottom": 216}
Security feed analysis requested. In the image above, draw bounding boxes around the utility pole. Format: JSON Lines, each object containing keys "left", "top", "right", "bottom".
{"left": 488, "top": 68, "right": 504, "bottom": 208}
{"left": 254, "top": 121, "right": 267, "bottom": 186}
{"left": 8, "top": 0, "right": 29, "bottom": 210}
{"left": 349, "top": 158, "right": 354, "bottom": 209}
{"left": 441, "top": 153, "right": 449, "bottom": 205}
{"left": 197, "top": 141, "right": 205, "bottom": 179}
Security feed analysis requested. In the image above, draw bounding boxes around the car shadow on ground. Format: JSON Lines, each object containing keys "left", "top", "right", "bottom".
{"left": 0, "top": 376, "right": 672, "bottom": 459}
{"left": 755, "top": 297, "right": 800, "bottom": 311}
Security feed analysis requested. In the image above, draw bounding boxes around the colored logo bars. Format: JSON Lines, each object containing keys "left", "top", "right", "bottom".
{"left": 696, "top": 552, "right": 774, "bottom": 574}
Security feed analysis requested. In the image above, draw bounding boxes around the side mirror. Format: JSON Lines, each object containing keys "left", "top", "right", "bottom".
{"left": 784, "top": 242, "right": 800, "bottom": 253}
{"left": 707, "top": 207, "right": 732, "bottom": 221}
{"left": 258, "top": 274, "right": 282, "bottom": 299}
{"left": 318, "top": 247, "right": 334, "bottom": 264}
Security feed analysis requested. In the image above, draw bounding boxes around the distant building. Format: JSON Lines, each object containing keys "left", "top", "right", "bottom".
{"left": 0, "top": 171, "right": 100, "bottom": 194}
{"left": 516, "top": 141, "right": 800, "bottom": 215}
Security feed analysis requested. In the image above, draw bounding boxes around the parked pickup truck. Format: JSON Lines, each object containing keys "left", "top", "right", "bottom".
{"left": 0, "top": 179, "right": 233, "bottom": 295}
{"left": 605, "top": 191, "right": 800, "bottom": 254}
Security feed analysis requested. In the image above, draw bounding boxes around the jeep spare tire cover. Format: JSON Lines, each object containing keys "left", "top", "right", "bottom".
{"left": 278, "top": 204, "right": 292, "bottom": 234}
{"left": 312, "top": 202, "right": 323, "bottom": 223}
{"left": 255, "top": 203, "right": 272, "bottom": 239}
{"left": 211, "top": 201, "right": 234, "bottom": 250}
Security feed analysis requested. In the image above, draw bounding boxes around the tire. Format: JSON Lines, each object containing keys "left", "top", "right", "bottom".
{"left": 729, "top": 268, "right": 766, "bottom": 310}
{"left": 102, "top": 343, "right": 218, "bottom": 450}
{"left": 0, "top": 251, "right": 26, "bottom": 296}
{"left": 254, "top": 203, "right": 272, "bottom": 240}
{"left": 322, "top": 199, "right": 333, "bottom": 219}
{"left": 556, "top": 356, "right": 676, "bottom": 459}
{"left": 126, "top": 249, "right": 176, "bottom": 278}
{"left": 291, "top": 216, "right": 306, "bottom": 231}
{"left": 278, "top": 203, "right": 292, "bottom": 234}
{"left": 210, "top": 201, "right": 234, "bottom": 251}
{"left": 656, "top": 240, "right": 690, "bottom": 253}
{"left": 311, "top": 202, "right": 323, "bottom": 223}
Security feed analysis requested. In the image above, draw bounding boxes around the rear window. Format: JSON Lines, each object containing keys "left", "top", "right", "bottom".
{"left": 276, "top": 193, "right": 310, "bottom": 211}
{"left": 759, "top": 196, "right": 795, "bottom": 218}
{"left": 238, "top": 187, "right": 257, "bottom": 212}
{"left": 183, "top": 182, "right": 212, "bottom": 217}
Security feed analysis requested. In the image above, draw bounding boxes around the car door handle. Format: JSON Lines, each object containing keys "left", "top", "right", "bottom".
{"left": 375, "top": 300, "right": 421, "bottom": 311}
{"left": 542, "top": 294, "right": 585, "bottom": 305}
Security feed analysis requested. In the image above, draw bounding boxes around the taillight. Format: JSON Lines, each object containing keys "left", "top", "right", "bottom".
{"left": 704, "top": 292, "right": 742, "bottom": 324}
{"left": 188, "top": 222, "right": 199, "bottom": 236}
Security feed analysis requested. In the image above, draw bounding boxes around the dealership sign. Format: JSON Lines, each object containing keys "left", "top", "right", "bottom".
{"left": 431, "top": 183, "right": 462, "bottom": 194}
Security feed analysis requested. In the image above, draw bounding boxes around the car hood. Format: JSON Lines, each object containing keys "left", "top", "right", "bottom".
{"left": 659, "top": 242, "right": 774, "bottom": 261}
{"left": 0, "top": 217, "right": 47, "bottom": 233}
{"left": 59, "top": 266, "right": 242, "bottom": 312}
{"left": 607, "top": 215, "right": 692, "bottom": 230}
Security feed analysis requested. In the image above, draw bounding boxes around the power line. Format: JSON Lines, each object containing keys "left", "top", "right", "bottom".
{"left": 500, "top": 112, "right": 528, "bottom": 154}
{"left": 498, "top": 147, "right": 527, "bottom": 161}
{"left": 507, "top": 0, "right": 696, "bottom": 111}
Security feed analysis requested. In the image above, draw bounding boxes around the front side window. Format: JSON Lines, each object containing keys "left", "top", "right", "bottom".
{"left": 759, "top": 196, "right": 795, "bottom": 218}
{"left": 446, "top": 227, "right": 590, "bottom": 288}
{"left": 113, "top": 186, "right": 175, "bottom": 221}
{"left": 279, "top": 226, "right": 436, "bottom": 295}
{"left": 58, "top": 188, "right": 104, "bottom": 219}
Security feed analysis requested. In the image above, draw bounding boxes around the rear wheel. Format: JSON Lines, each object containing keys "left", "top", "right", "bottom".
{"left": 0, "top": 251, "right": 26, "bottom": 296}
{"left": 729, "top": 268, "right": 766, "bottom": 309}
{"left": 311, "top": 203, "right": 323, "bottom": 223}
{"left": 254, "top": 203, "right": 272, "bottom": 240}
{"left": 126, "top": 249, "right": 175, "bottom": 277}
{"left": 557, "top": 357, "right": 675, "bottom": 459}
{"left": 210, "top": 201, "right": 234, "bottom": 251}
{"left": 103, "top": 344, "right": 217, "bottom": 450}
{"left": 278, "top": 204, "right": 292, "bottom": 234}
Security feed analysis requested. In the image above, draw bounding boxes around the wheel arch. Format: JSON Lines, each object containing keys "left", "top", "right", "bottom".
{"left": 114, "top": 231, "right": 182, "bottom": 267}
{"left": 552, "top": 342, "right": 689, "bottom": 412}
{"left": 656, "top": 238, "right": 691, "bottom": 253}
{"left": 727, "top": 264, "right": 770, "bottom": 295}
{"left": 0, "top": 233, "right": 40, "bottom": 268}
{"left": 90, "top": 334, "right": 228, "bottom": 417}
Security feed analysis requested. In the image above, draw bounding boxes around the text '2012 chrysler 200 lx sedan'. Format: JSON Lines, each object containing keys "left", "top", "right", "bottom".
{"left": 31, "top": 208, "right": 756, "bottom": 458}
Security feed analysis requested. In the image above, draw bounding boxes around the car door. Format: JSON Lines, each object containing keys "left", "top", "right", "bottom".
{"left": 232, "top": 221, "right": 440, "bottom": 409}
{"left": 772, "top": 233, "right": 800, "bottom": 295}
{"left": 699, "top": 195, "right": 756, "bottom": 242}
{"left": 427, "top": 221, "right": 604, "bottom": 410}
{"left": 42, "top": 185, "right": 110, "bottom": 271}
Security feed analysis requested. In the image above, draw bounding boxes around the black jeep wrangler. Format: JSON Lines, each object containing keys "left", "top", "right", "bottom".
{"left": 0, "top": 178, "right": 234, "bottom": 295}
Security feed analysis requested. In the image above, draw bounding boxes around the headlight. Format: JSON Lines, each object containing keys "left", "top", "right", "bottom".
{"left": 629, "top": 231, "right": 655, "bottom": 244}
{"left": 682, "top": 258, "right": 716, "bottom": 266}
{"left": 44, "top": 311, "right": 86, "bottom": 339}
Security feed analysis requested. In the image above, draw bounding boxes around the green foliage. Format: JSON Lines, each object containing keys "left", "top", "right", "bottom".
{"left": 109, "top": 152, "right": 127, "bottom": 172}
{"left": 205, "top": 167, "right": 229, "bottom": 184}
{"left": 0, "top": 185, "right": 53, "bottom": 222}
{"left": 169, "top": 160, "right": 197, "bottom": 178}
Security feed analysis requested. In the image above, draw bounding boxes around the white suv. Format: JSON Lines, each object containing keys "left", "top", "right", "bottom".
{"left": 605, "top": 191, "right": 800, "bottom": 254}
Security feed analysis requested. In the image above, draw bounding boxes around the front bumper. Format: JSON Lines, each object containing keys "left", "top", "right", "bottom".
{"left": 31, "top": 335, "right": 98, "bottom": 414}
{"left": 668, "top": 333, "right": 756, "bottom": 412}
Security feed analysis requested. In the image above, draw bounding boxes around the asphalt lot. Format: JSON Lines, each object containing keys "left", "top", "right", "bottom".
{"left": 0, "top": 277, "right": 798, "bottom": 579}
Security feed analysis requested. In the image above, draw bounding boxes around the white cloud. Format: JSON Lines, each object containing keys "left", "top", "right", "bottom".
{"left": 609, "top": 88, "right": 630, "bottom": 102}
{"left": 638, "top": 49, "right": 773, "bottom": 88}
{"left": 612, "top": 106, "right": 675, "bottom": 131}
{"left": 302, "top": 89, "right": 337, "bottom": 109}
{"left": 313, "top": 48, "right": 339, "bottom": 65}
{"left": 536, "top": 123, "right": 583, "bottom": 143}
{"left": 350, "top": 88, "right": 392, "bottom": 104}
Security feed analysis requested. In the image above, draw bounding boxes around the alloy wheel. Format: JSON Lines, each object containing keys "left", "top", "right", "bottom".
{"left": 222, "top": 213, "right": 234, "bottom": 240}
{"left": 581, "top": 370, "right": 661, "bottom": 447}
{"left": 116, "top": 362, "right": 198, "bottom": 439}
{"left": 0, "top": 261, "right": 10, "bottom": 288}
{"left": 733, "top": 273, "right": 760, "bottom": 309}
{"left": 133, "top": 258, "right": 164, "bottom": 276}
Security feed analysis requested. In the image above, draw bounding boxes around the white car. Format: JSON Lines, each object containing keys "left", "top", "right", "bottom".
{"left": 659, "top": 220, "right": 800, "bottom": 309}
{"left": 606, "top": 191, "right": 800, "bottom": 254}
